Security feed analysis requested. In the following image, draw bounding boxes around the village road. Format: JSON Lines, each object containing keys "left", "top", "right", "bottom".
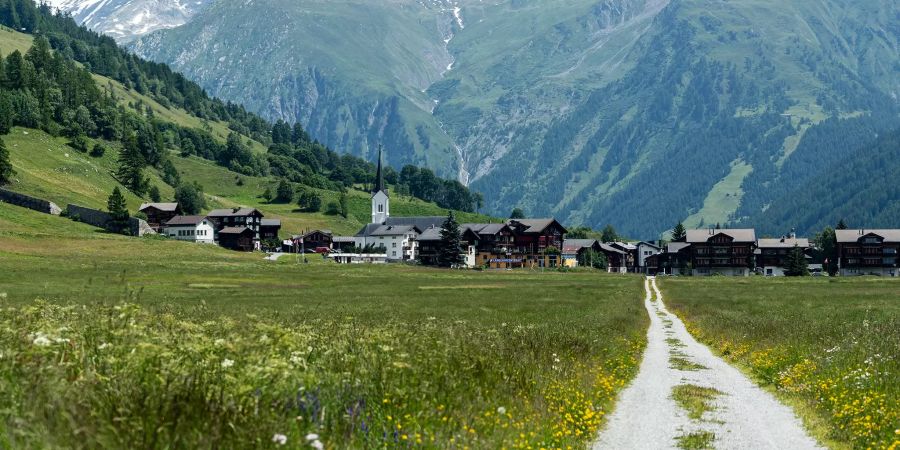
{"left": 593, "top": 277, "right": 822, "bottom": 449}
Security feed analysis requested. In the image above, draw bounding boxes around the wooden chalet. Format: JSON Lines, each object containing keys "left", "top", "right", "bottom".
{"left": 138, "top": 203, "right": 180, "bottom": 232}
{"left": 685, "top": 229, "right": 756, "bottom": 276}
{"left": 217, "top": 227, "right": 257, "bottom": 252}
{"left": 756, "top": 236, "right": 811, "bottom": 276}
{"left": 836, "top": 229, "right": 900, "bottom": 277}
{"left": 506, "top": 219, "right": 567, "bottom": 268}
{"left": 208, "top": 207, "right": 264, "bottom": 250}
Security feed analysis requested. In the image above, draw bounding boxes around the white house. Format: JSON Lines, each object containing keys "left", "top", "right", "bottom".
{"left": 634, "top": 241, "right": 662, "bottom": 273}
{"left": 163, "top": 215, "right": 215, "bottom": 244}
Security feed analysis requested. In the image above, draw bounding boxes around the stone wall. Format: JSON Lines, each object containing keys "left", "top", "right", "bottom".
{"left": 66, "top": 204, "right": 155, "bottom": 237}
{"left": 0, "top": 188, "right": 62, "bottom": 215}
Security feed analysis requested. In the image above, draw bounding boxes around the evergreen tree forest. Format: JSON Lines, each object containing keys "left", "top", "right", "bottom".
{"left": 0, "top": 0, "right": 481, "bottom": 212}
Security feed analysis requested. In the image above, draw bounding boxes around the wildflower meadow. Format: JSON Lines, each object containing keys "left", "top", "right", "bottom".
{"left": 0, "top": 258, "right": 646, "bottom": 448}
{"left": 661, "top": 276, "right": 900, "bottom": 450}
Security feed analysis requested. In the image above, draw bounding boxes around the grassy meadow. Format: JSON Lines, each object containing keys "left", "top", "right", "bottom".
{"left": 660, "top": 277, "right": 900, "bottom": 450}
{"left": 0, "top": 203, "right": 647, "bottom": 449}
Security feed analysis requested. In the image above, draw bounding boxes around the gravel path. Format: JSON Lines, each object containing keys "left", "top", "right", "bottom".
{"left": 593, "top": 277, "right": 823, "bottom": 450}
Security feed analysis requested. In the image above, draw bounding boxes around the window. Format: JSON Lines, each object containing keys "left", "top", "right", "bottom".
{"left": 392, "top": 242, "right": 397, "bottom": 248}
{"left": 392, "top": 251, "right": 397, "bottom": 257}
{"left": 378, "top": 204, "right": 384, "bottom": 213}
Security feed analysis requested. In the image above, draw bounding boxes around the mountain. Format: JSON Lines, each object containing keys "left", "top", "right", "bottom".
{"left": 91, "top": 1, "right": 900, "bottom": 235}
{"left": 40, "top": 0, "right": 212, "bottom": 42}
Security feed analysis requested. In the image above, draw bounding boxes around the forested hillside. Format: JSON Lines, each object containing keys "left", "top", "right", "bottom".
{"left": 0, "top": 1, "right": 484, "bottom": 235}
{"left": 747, "top": 128, "right": 900, "bottom": 235}
{"left": 127, "top": 0, "right": 899, "bottom": 236}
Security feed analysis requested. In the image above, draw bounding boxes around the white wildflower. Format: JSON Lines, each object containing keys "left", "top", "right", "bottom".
{"left": 272, "top": 433, "right": 287, "bottom": 445}
{"left": 98, "top": 343, "right": 110, "bottom": 350}
{"left": 0, "top": 292, "right": 7, "bottom": 299}
{"left": 497, "top": 406, "right": 507, "bottom": 415}
{"left": 214, "top": 338, "right": 226, "bottom": 346}
{"left": 310, "top": 440, "right": 323, "bottom": 450}
{"left": 221, "top": 358, "right": 235, "bottom": 369}
{"left": 427, "top": 316, "right": 437, "bottom": 321}
{"left": 305, "top": 433, "right": 319, "bottom": 441}
{"left": 31, "top": 332, "right": 52, "bottom": 347}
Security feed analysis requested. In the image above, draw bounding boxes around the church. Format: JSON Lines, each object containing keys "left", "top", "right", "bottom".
{"left": 353, "top": 149, "right": 445, "bottom": 261}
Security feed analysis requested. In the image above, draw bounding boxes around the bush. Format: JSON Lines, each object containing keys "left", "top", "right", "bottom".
{"left": 274, "top": 179, "right": 294, "bottom": 203}
{"left": 69, "top": 135, "right": 89, "bottom": 153}
{"left": 296, "top": 190, "right": 322, "bottom": 212}
{"left": 324, "top": 201, "right": 340, "bottom": 215}
{"left": 89, "top": 143, "right": 106, "bottom": 157}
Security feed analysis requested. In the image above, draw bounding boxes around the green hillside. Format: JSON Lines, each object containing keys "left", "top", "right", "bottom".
{"left": 132, "top": 0, "right": 900, "bottom": 236}
{"left": 0, "top": 20, "right": 492, "bottom": 238}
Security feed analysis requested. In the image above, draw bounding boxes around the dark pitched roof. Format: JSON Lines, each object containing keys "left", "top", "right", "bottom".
{"left": 666, "top": 242, "right": 692, "bottom": 253}
{"left": 208, "top": 207, "right": 263, "bottom": 218}
{"left": 507, "top": 218, "right": 567, "bottom": 234}
{"left": 835, "top": 229, "right": 900, "bottom": 243}
{"left": 139, "top": 202, "right": 178, "bottom": 212}
{"left": 219, "top": 226, "right": 255, "bottom": 235}
{"left": 563, "top": 239, "right": 599, "bottom": 253}
{"left": 164, "top": 215, "right": 208, "bottom": 226}
{"left": 598, "top": 243, "right": 626, "bottom": 255}
{"left": 686, "top": 229, "right": 756, "bottom": 243}
{"left": 371, "top": 225, "right": 421, "bottom": 236}
{"left": 260, "top": 219, "right": 282, "bottom": 227}
{"left": 418, "top": 227, "right": 443, "bottom": 241}
{"left": 462, "top": 223, "right": 510, "bottom": 236}
{"left": 757, "top": 238, "right": 810, "bottom": 249}
{"left": 357, "top": 217, "right": 447, "bottom": 237}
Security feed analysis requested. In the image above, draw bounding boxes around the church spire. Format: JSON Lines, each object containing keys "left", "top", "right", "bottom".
{"left": 373, "top": 145, "right": 385, "bottom": 194}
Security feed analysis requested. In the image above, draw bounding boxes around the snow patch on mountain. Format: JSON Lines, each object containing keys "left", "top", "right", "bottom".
{"left": 41, "top": 0, "right": 213, "bottom": 42}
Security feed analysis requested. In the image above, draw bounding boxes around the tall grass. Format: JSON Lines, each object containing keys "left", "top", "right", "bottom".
{"left": 662, "top": 277, "right": 899, "bottom": 449}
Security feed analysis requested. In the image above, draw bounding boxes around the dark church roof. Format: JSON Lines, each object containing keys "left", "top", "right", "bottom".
{"left": 356, "top": 216, "right": 446, "bottom": 237}
{"left": 373, "top": 146, "right": 385, "bottom": 194}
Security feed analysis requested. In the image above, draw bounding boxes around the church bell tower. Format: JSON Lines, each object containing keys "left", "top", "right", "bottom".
{"left": 371, "top": 147, "right": 389, "bottom": 225}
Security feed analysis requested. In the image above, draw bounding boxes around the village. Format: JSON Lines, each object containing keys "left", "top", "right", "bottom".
{"left": 132, "top": 155, "right": 900, "bottom": 278}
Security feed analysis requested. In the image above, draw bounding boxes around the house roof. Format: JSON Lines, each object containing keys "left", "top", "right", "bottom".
{"left": 332, "top": 236, "right": 355, "bottom": 243}
{"left": 219, "top": 226, "right": 255, "bottom": 235}
{"left": 164, "top": 215, "right": 208, "bottom": 226}
{"left": 386, "top": 216, "right": 446, "bottom": 231}
{"left": 370, "top": 225, "right": 421, "bottom": 237}
{"left": 666, "top": 242, "right": 692, "bottom": 253}
{"left": 610, "top": 241, "right": 637, "bottom": 251}
{"left": 563, "top": 239, "right": 599, "bottom": 253}
{"left": 757, "top": 237, "right": 810, "bottom": 249}
{"left": 260, "top": 219, "right": 282, "bottom": 227}
{"left": 139, "top": 202, "right": 178, "bottom": 212}
{"left": 357, "top": 217, "right": 445, "bottom": 237}
{"left": 835, "top": 229, "right": 900, "bottom": 243}
{"left": 686, "top": 229, "right": 756, "bottom": 243}
{"left": 417, "top": 227, "right": 443, "bottom": 241}
{"left": 208, "top": 207, "right": 263, "bottom": 218}
{"left": 598, "top": 243, "right": 626, "bottom": 255}
{"left": 507, "top": 218, "right": 567, "bottom": 234}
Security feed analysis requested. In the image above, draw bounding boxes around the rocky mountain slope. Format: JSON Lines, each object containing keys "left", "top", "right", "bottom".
{"left": 86, "top": 0, "right": 900, "bottom": 235}
{"left": 41, "top": 0, "right": 212, "bottom": 42}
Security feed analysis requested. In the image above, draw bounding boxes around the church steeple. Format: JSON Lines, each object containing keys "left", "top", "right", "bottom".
{"left": 371, "top": 146, "right": 389, "bottom": 224}
{"left": 373, "top": 145, "right": 385, "bottom": 194}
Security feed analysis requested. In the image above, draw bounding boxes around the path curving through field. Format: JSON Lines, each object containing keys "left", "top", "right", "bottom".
{"left": 593, "top": 277, "right": 822, "bottom": 449}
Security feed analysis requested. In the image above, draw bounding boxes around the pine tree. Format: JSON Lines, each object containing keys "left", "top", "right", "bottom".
{"left": 784, "top": 244, "right": 809, "bottom": 277}
{"left": 815, "top": 227, "right": 838, "bottom": 276}
{"left": 510, "top": 207, "right": 525, "bottom": 219}
{"left": 437, "top": 211, "right": 463, "bottom": 268}
{"left": 148, "top": 185, "right": 161, "bottom": 202}
{"left": 275, "top": 179, "right": 294, "bottom": 203}
{"left": 116, "top": 134, "right": 148, "bottom": 195}
{"left": 836, "top": 219, "right": 848, "bottom": 230}
{"left": 106, "top": 186, "right": 130, "bottom": 234}
{"left": 672, "top": 222, "right": 687, "bottom": 242}
{"left": 339, "top": 191, "right": 349, "bottom": 218}
{"left": 0, "top": 136, "right": 14, "bottom": 185}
